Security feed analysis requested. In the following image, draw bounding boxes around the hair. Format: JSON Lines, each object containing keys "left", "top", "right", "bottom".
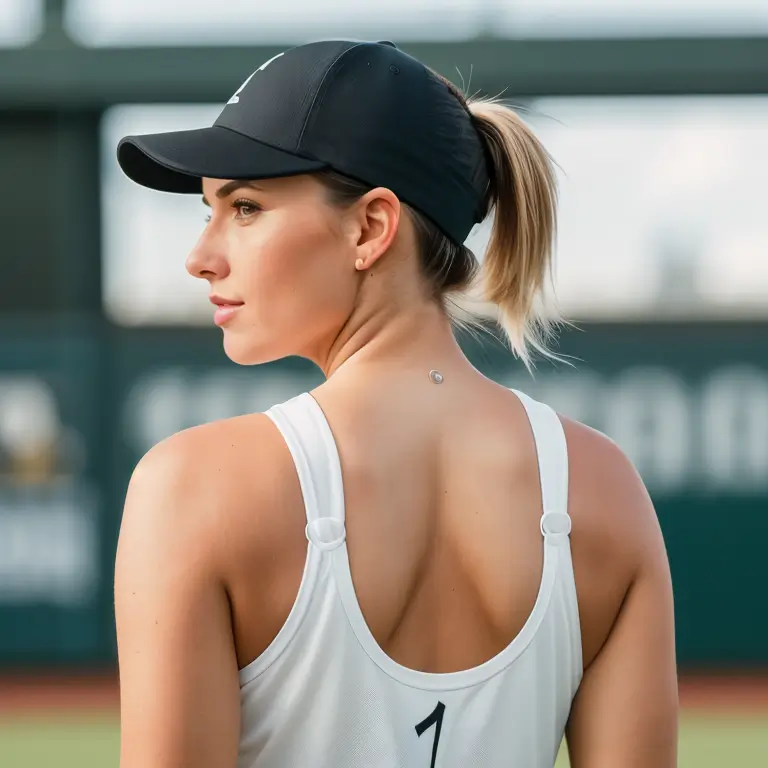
{"left": 316, "top": 74, "right": 560, "bottom": 372}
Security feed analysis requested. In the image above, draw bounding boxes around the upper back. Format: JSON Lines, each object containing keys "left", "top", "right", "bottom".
{"left": 222, "top": 369, "right": 635, "bottom": 678}
{"left": 310, "top": 372, "right": 556, "bottom": 673}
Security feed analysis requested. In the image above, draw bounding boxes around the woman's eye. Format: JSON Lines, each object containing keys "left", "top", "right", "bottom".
{"left": 233, "top": 200, "right": 260, "bottom": 219}
{"left": 203, "top": 200, "right": 260, "bottom": 223}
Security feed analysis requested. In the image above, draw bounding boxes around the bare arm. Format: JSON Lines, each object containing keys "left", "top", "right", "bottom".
{"left": 115, "top": 434, "right": 241, "bottom": 768}
{"left": 565, "top": 438, "right": 678, "bottom": 768}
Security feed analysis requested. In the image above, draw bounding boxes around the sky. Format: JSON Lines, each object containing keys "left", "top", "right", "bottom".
{"left": 0, "top": 0, "right": 42, "bottom": 46}
{"left": 2, "top": 0, "right": 768, "bottom": 46}
{"left": 68, "top": 0, "right": 768, "bottom": 45}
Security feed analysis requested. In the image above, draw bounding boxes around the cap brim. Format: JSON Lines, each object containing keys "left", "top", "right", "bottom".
{"left": 117, "top": 126, "right": 328, "bottom": 193}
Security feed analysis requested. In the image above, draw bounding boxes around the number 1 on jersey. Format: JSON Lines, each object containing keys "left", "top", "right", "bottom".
{"left": 415, "top": 701, "right": 446, "bottom": 768}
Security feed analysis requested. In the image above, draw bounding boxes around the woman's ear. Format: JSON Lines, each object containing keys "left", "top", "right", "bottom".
{"left": 349, "top": 187, "right": 400, "bottom": 271}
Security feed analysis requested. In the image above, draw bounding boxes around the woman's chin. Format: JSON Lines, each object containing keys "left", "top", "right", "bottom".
{"left": 221, "top": 332, "right": 283, "bottom": 367}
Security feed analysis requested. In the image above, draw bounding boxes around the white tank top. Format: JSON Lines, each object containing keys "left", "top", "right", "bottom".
{"left": 237, "top": 389, "right": 582, "bottom": 768}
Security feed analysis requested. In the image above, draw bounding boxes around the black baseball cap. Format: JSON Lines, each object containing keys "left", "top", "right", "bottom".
{"left": 117, "top": 40, "right": 490, "bottom": 245}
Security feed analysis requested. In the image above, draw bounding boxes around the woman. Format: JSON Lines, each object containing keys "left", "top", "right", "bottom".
{"left": 115, "top": 40, "right": 677, "bottom": 767}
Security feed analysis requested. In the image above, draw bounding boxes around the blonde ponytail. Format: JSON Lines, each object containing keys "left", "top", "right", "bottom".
{"left": 468, "top": 100, "right": 560, "bottom": 370}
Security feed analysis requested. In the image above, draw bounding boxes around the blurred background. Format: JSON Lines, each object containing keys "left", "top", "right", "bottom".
{"left": 1, "top": 0, "right": 767, "bottom": 765}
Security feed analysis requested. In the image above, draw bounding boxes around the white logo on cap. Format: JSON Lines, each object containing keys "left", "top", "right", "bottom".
{"left": 227, "top": 52, "right": 285, "bottom": 105}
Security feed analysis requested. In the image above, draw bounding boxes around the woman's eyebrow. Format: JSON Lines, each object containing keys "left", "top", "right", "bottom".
{"left": 202, "top": 180, "right": 265, "bottom": 207}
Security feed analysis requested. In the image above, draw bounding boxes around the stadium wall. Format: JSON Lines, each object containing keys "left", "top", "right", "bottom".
{"left": 0, "top": 320, "right": 765, "bottom": 669}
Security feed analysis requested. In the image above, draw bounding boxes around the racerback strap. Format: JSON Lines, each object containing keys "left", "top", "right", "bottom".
{"left": 510, "top": 389, "right": 572, "bottom": 546}
{"left": 266, "top": 393, "right": 347, "bottom": 550}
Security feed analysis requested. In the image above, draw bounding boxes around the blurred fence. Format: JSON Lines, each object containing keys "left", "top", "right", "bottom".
{"left": 1, "top": 320, "right": 767, "bottom": 670}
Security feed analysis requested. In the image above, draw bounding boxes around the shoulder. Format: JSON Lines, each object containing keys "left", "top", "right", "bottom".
{"left": 560, "top": 415, "right": 666, "bottom": 576}
{"left": 128, "top": 412, "right": 288, "bottom": 485}
{"left": 558, "top": 415, "right": 670, "bottom": 666}
{"left": 126, "top": 413, "right": 289, "bottom": 513}
{"left": 120, "top": 413, "right": 300, "bottom": 573}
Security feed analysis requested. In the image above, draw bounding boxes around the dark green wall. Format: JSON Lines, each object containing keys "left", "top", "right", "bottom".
{"left": 1, "top": 320, "right": 765, "bottom": 669}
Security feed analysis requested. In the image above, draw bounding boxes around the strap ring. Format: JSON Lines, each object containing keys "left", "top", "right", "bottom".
{"left": 305, "top": 517, "right": 346, "bottom": 552}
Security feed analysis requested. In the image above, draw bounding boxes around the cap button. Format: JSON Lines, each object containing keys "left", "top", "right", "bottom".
{"left": 377, "top": 40, "right": 398, "bottom": 49}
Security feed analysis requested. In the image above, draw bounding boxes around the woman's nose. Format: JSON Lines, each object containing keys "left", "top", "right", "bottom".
{"left": 186, "top": 226, "right": 230, "bottom": 281}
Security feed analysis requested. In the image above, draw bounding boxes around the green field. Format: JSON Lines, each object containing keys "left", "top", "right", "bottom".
{"left": 0, "top": 713, "right": 766, "bottom": 766}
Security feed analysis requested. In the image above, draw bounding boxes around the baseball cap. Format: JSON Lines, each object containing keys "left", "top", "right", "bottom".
{"left": 117, "top": 39, "right": 489, "bottom": 245}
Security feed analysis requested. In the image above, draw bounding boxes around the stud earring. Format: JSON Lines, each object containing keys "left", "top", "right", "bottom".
{"left": 355, "top": 258, "right": 365, "bottom": 271}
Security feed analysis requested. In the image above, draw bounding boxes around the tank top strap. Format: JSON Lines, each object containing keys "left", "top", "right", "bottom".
{"left": 509, "top": 389, "right": 571, "bottom": 546}
{"left": 265, "top": 392, "right": 347, "bottom": 551}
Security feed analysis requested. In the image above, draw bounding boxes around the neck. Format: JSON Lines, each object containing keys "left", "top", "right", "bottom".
{"left": 309, "top": 299, "right": 471, "bottom": 381}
